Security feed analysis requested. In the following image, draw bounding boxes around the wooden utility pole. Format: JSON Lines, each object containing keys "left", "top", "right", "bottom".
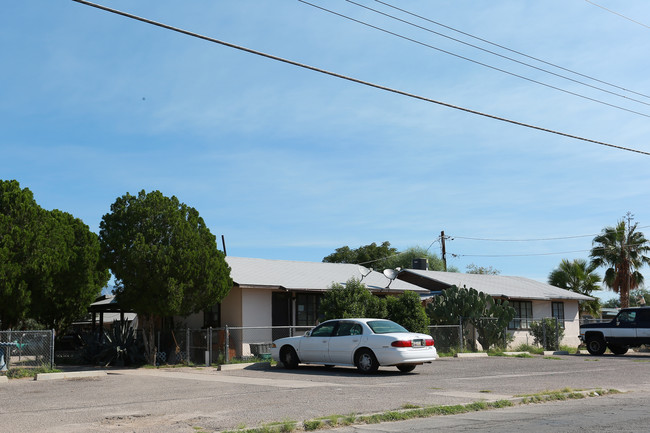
{"left": 441, "top": 230, "right": 447, "bottom": 271}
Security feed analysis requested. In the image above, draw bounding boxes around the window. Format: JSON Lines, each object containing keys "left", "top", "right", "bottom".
{"left": 552, "top": 302, "right": 565, "bottom": 328}
{"left": 310, "top": 321, "right": 337, "bottom": 337}
{"left": 203, "top": 303, "right": 220, "bottom": 328}
{"left": 296, "top": 293, "right": 322, "bottom": 326}
{"left": 335, "top": 322, "right": 363, "bottom": 336}
{"left": 509, "top": 301, "right": 532, "bottom": 329}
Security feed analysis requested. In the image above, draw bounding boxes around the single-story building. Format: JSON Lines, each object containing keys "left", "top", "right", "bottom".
{"left": 397, "top": 269, "right": 593, "bottom": 347}
{"left": 179, "top": 257, "right": 429, "bottom": 356}
{"left": 178, "top": 257, "right": 591, "bottom": 353}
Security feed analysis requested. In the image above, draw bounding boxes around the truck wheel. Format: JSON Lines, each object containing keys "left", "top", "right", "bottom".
{"left": 586, "top": 336, "right": 607, "bottom": 355}
{"left": 608, "top": 345, "right": 628, "bottom": 355}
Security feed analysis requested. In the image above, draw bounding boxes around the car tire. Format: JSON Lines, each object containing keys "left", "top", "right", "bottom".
{"left": 355, "top": 349, "right": 379, "bottom": 374}
{"left": 608, "top": 344, "right": 628, "bottom": 355}
{"left": 397, "top": 364, "right": 416, "bottom": 373}
{"left": 280, "top": 346, "right": 299, "bottom": 369}
{"left": 586, "top": 336, "right": 607, "bottom": 355}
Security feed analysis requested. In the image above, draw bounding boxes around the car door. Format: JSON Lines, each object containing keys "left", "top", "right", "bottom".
{"left": 298, "top": 321, "right": 337, "bottom": 363}
{"left": 636, "top": 309, "right": 650, "bottom": 343}
{"left": 328, "top": 322, "right": 363, "bottom": 365}
{"left": 609, "top": 310, "right": 637, "bottom": 345}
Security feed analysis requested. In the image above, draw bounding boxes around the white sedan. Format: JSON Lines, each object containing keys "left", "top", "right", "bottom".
{"left": 270, "top": 318, "right": 438, "bottom": 373}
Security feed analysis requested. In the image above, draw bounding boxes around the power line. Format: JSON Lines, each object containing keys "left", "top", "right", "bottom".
{"left": 450, "top": 225, "right": 650, "bottom": 242}
{"left": 72, "top": 0, "right": 650, "bottom": 156}
{"left": 585, "top": 0, "right": 650, "bottom": 29}
{"left": 376, "top": 0, "right": 650, "bottom": 100}
{"left": 300, "top": 0, "right": 650, "bottom": 119}
{"left": 344, "top": 0, "right": 650, "bottom": 108}
{"left": 452, "top": 249, "right": 592, "bottom": 258}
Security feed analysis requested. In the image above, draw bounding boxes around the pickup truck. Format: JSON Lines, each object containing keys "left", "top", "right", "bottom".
{"left": 579, "top": 307, "right": 650, "bottom": 355}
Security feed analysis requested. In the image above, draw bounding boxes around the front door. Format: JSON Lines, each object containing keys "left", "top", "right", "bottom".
{"left": 272, "top": 292, "right": 291, "bottom": 339}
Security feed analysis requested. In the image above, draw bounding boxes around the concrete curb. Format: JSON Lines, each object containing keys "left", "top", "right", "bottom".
{"left": 454, "top": 352, "right": 489, "bottom": 358}
{"left": 503, "top": 352, "right": 530, "bottom": 356}
{"left": 543, "top": 350, "right": 570, "bottom": 356}
{"left": 217, "top": 362, "right": 271, "bottom": 371}
{"left": 35, "top": 371, "right": 108, "bottom": 381}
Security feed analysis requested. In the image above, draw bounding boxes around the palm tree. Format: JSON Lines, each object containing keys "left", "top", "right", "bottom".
{"left": 590, "top": 216, "right": 650, "bottom": 308}
{"left": 548, "top": 259, "right": 601, "bottom": 317}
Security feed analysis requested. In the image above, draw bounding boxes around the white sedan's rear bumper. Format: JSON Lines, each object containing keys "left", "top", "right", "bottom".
{"left": 374, "top": 345, "right": 438, "bottom": 366}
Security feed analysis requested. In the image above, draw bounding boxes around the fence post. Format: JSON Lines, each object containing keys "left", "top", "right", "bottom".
{"left": 225, "top": 325, "right": 230, "bottom": 363}
{"left": 542, "top": 320, "right": 547, "bottom": 350}
{"left": 50, "top": 329, "right": 55, "bottom": 370}
{"left": 186, "top": 328, "right": 190, "bottom": 365}
{"left": 555, "top": 317, "right": 560, "bottom": 350}
{"left": 459, "top": 317, "right": 464, "bottom": 352}
{"left": 208, "top": 327, "right": 213, "bottom": 365}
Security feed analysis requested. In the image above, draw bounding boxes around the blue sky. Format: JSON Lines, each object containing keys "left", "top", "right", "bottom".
{"left": 3, "top": 1, "right": 650, "bottom": 301}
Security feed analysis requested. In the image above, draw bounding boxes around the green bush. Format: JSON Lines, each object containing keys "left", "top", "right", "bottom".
{"left": 529, "top": 318, "right": 564, "bottom": 351}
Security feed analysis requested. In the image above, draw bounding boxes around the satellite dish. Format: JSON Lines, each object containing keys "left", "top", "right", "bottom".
{"left": 383, "top": 268, "right": 400, "bottom": 289}
{"left": 358, "top": 265, "right": 372, "bottom": 281}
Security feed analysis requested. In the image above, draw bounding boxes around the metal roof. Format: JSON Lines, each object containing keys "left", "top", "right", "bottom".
{"left": 225, "top": 257, "right": 429, "bottom": 294}
{"left": 398, "top": 269, "right": 593, "bottom": 301}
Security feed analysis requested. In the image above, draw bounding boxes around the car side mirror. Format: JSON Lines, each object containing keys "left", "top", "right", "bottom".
{"left": 304, "top": 330, "right": 311, "bottom": 337}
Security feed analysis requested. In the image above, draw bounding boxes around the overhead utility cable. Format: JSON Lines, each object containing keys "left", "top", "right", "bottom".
{"left": 450, "top": 225, "right": 650, "bottom": 242}
{"left": 72, "top": 0, "right": 650, "bottom": 156}
{"left": 345, "top": 0, "right": 650, "bottom": 108}
{"left": 585, "top": 0, "right": 650, "bottom": 29}
{"left": 376, "top": 0, "right": 650, "bottom": 100}
{"left": 301, "top": 0, "right": 650, "bottom": 119}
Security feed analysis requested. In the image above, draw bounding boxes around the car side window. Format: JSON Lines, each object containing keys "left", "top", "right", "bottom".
{"left": 334, "top": 322, "right": 362, "bottom": 337}
{"left": 311, "top": 322, "right": 337, "bottom": 337}
{"left": 618, "top": 311, "right": 637, "bottom": 324}
{"left": 638, "top": 310, "right": 650, "bottom": 326}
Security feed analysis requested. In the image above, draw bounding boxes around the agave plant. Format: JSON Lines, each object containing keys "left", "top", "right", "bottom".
{"left": 89, "top": 322, "right": 146, "bottom": 367}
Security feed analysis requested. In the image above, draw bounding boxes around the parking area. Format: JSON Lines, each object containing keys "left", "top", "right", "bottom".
{"left": 2, "top": 352, "right": 650, "bottom": 433}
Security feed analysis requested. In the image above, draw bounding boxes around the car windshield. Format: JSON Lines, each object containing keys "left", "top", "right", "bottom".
{"left": 367, "top": 320, "right": 408, "bottom": 334}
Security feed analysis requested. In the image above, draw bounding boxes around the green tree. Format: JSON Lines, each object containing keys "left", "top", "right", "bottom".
{"left": 0, "top": 180, "right": 108, "bottom": 332}
{"left": 0, "top": 180, "right": 43, "bottom": 328}
{"left": 320, "top": 278, "right": 387, "bottom": 320}
{"left": 99, "top": 190, "right": 232, "bottom": 359}
{"left": 29, "top": 210, "right": 109, "bottom": 335}
{"left": 548, "top": 258, "right": 601, "bottom": 317}
{"left": 384, "top": 246, "right": 457, "bottom": 272}
{"left": 386, "top": 290, "right": 429, "bottom": 333}
{"left": 466, "top": 263, "right": 500, "bottom": 275}
{"left": 590, "top": 215, "right": 650, "bottom": 308}
{"left": 323, "top": 241, "right": 397, "bottom": 270}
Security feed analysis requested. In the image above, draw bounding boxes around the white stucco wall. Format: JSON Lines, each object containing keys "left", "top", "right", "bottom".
{"left": 507, "top": 299, "right": 582, "bottom": 349}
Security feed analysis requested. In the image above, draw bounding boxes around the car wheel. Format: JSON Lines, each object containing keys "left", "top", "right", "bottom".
{"left": 608, "top": 345, "right": 628, "bottom": 355}
{"left": 280, "top": 346, "right": 299, "bottom": 369}
{"left": 397, "top": 364, "right": 416, "bottom": 373}
{"left": 586, "top": 336, "right": 606, "bottom": 355}
{"left": 355, "top": 349, "right": 379, "bottom": 374}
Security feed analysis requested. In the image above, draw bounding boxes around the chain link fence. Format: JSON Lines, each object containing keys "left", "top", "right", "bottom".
{"left": 0, "top": 330, "right": 54, "bottom": 374}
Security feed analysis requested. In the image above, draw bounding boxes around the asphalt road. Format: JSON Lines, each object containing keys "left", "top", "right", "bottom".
{"left": 2, "top": 352, "right": 650, "bottom": 432}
